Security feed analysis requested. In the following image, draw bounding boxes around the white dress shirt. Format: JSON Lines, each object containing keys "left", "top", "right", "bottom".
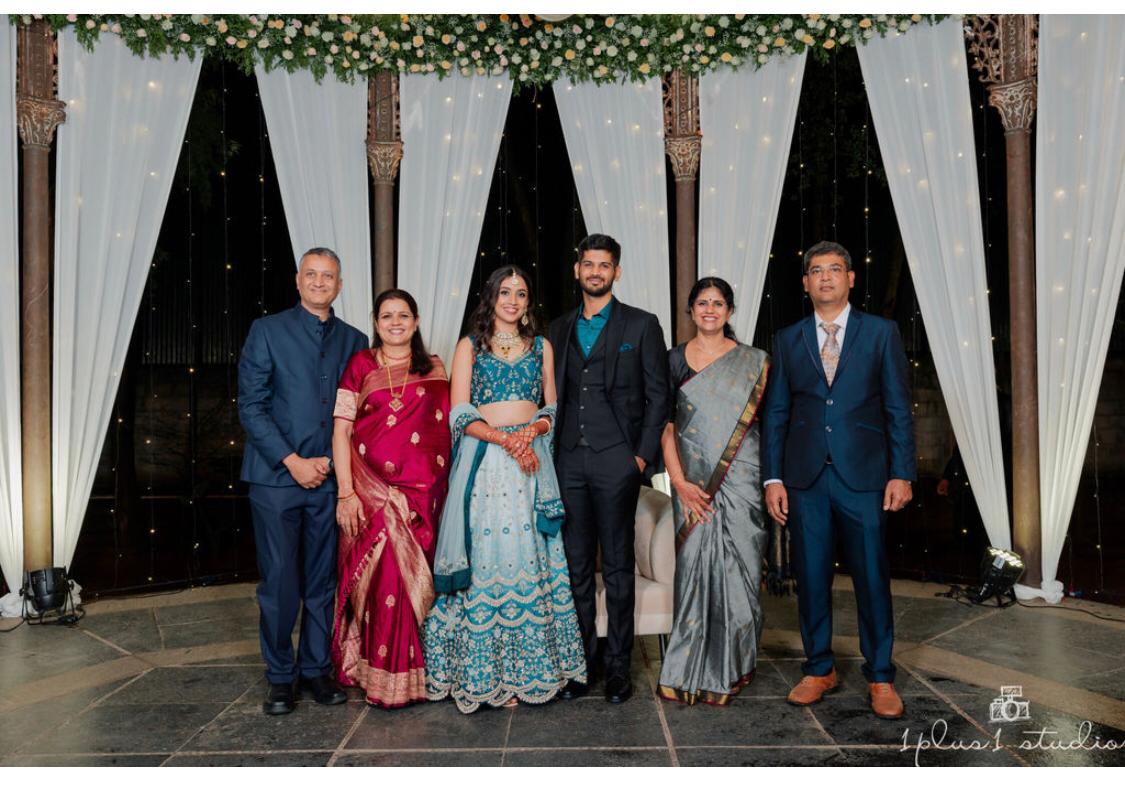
{"left": 763, "top": 303, "right": 853, "bottom": 489}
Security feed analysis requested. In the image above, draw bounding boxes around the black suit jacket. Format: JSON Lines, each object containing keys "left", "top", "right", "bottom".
{"left": 549, "top": 299, "right": 671, "bottom": 466}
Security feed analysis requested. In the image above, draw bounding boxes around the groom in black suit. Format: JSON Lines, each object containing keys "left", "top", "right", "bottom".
{"left": 550, "top": 233, "right": 671, "bottom": 704}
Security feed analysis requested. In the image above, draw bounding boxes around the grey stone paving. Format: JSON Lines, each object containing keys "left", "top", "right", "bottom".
{"left": 1, "top": 585, "right": 1122, "bottom": 767}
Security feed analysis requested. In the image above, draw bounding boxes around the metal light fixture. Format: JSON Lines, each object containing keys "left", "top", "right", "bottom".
{"left": 972, "top": 547, "right": 1025, "bottom": 605}
{"left": 20, "top": 567, "right": 80, "bottom": 624}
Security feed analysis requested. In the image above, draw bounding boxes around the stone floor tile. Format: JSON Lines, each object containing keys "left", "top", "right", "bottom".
{"left": 78, "top": 610, "right": 164, "bottom": 654}
{"left": 103, "top": 666, "right": 263, "bottom": 705}
{"left": 677, "top": 747, "right": 843, "bottom": 767}
{"left": 504, "top": 748, "right": 671, "bottom": 766}
{"left": 661, "top": 695, "right": 830, "bottom": 747}
{"left": 154, "top": 598, "right": 259, "bottom": 627}
{"left": 2, "top": 752, "right": 170, "bottom": 767}
{"left": 507, "top": 694, "right": 666, "bottom": 748}
{"left": 0, "top": 681, "right": 126, "bottom": 757}
{"left": 182, "top": 701, "right": 363, "bottom": 752}
{"left": 334, "top": 750, "right": 504, "bottom": 766}
{"left": 166, "top": 751, "right": 332, "bottom": 766}
{"left": 345, "top": 700, "right": 511, "bottom": 751}
{"left": 45, "top": 703, "right": 227, "bottom": 754}
{"left": 812, "top": 693, "right": 978, "bottom": 747}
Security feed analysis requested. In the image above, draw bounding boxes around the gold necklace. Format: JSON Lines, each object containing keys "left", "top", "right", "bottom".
{"left": 380, "top": 351, "right": 408, "bottom": 411}
{"left": 493, "top": 331, "right": 523, "bottom": 358}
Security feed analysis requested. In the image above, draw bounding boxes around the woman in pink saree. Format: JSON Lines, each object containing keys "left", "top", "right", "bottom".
{"left": 331, "top": 289, "right": 451, "bottom": 708}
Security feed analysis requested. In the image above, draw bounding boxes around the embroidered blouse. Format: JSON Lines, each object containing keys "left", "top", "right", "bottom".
{"left": 469, "top": 335, "right": 544, "bottom": 407}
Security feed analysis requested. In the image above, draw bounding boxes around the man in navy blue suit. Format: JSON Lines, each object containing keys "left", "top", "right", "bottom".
{"left": 762, "top": 240, "right": 915, "bottom": 719}
{"left": 238, "top": 247, "right": 368, "bottom": 715}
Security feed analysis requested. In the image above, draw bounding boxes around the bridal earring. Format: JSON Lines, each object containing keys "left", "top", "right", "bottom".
{"left": 520, "top": 314, "right": 529, "bottom": 327}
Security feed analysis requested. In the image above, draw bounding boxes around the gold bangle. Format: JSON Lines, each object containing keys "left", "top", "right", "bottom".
{"left": 337, "top": 492, "right": 357, "bottom": 501}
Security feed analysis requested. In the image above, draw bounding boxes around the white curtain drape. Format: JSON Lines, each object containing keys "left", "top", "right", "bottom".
{"left": 397, "top": 73, "right": 512, "bottom": 367}
{"left": 555, "top": 76, "right": 671, "bottom": 344}
{"left": 857, "top": 18, "right": 1011, "bottom": 549}
{"left": 1034, "top": 15, "right": 1125, "bottom": 602}
{"left": 52, "top": 31, "right": 200, "bottom": 569}
{"left": 0, "top": 18, "right": 22, "bottom": 602}
{"left": 698, "top": 54, "right": 806, "bottom": 342}
{"left": 255, "top": 65, "right": 372, "bottom": 330}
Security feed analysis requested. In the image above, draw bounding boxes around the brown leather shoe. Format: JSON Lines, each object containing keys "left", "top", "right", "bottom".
{"left": 868, "top": 682, "right": 904, "bottom": 719}
{"left": 786, "top": 668, "right": 838, "bottom": 705}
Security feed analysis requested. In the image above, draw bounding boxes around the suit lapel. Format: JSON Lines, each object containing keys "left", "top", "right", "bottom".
{"left": 800, "top": 316, "right": 828, "bottom": 385}
{"left": 834, "top": 308, "right": 863, "bottom": 384}
{"left": 557, "top": 307, "right": 579, "bottom": 388}
{"left": 602, "top": 300, "right": 627, "bottom": 388}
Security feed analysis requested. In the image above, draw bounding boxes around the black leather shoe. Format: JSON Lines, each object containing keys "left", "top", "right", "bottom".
{"left": 558, "top": 679, "right": 589, "bottom": 700}
{"left": 299, "top": 675, "right": 347, "bottom": 705}
{"left": 263, "top": 682, "right": 295, "bottom": 716}
{"left": 605, "top": 675, "right": 633, "bottom": 704}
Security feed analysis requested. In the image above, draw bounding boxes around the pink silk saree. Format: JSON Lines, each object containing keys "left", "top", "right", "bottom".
{"left": 331, "top": 350, "right": 451, "bottom": 707}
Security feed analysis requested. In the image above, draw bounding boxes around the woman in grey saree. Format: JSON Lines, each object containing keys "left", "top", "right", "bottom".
{"left": 658, "top": 277, "right": 770, "bottom": 706}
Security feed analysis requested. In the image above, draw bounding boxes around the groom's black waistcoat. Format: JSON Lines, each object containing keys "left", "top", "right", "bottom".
{"left": 558, "top": 327, "right": 625, "bottom": 452}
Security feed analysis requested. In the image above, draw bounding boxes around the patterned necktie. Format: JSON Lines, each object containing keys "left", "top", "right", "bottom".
{"left": 820, "top": 321, "right": 840, "bottom": 386}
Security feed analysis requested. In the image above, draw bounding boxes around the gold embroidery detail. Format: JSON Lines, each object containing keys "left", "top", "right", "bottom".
{"left": 384, "top": 461, "right": 396, "bottom": 474}
{"left": 378, "top": 644, "right": 388, "bottom": 658}
{"left": 358, "top": 443, "right": 366, "bottom": 456}
{"left": 436, "top": 455, "right": 445, "bottom": 468}
{"left": 409, "top": 646, "right": 415, "bottom": 660}
{"left": 435, "top": 409, "right": 443, "bottom": 421}
{"left": 385, "top": 594, "right": 396, "bottom": 608}
{"left": 410, "top": 432, "right": 420, "bottom": 445}
{"left": 386, "top": 415, "right": 397, "bottom": 427}
{"left": 416, "top": 386, "right": 426, "bottom": 396}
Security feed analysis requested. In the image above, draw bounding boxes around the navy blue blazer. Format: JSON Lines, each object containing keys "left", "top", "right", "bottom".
{"left": 761, "top": 307, "right": 916, "bottom": 492}
{"left": 238, "top": 303, "right": 368, "bottom": 489}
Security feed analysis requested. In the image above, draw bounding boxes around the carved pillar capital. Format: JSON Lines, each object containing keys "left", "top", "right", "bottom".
{"left": 967, "top": 14, "right": 1038, "bottom": 132}
{"left": 665, "top": 134, "right": 701, "bottom": 182}
{"left": 367, "top": 140, "right": 404, "bottom": 184}
{"left": 989, "top": 77, "right": 1037, "bottom": 133}
{"left": 17, "top": 96, "right": 65, "bottom": 149}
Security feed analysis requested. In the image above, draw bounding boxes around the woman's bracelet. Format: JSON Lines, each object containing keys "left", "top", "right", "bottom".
{"left": 337, "top": 491, "right": 357, "bottom": 501}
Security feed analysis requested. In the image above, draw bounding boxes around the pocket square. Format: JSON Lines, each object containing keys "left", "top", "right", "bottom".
{"left": 619, "top": 343, "right": 634, "bottom": 353}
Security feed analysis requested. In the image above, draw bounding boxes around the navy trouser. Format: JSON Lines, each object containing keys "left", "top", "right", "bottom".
{"left": 249, "top": 484, "right": 337, "bottom": 684}
{"left": 788, "top": 465, "right": 896, "bottom": 683}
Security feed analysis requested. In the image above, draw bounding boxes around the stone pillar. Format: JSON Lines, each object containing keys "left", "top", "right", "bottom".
{"left": 967, "top": 15, "right": 1041, "bottom": 586}
{"left": 367, "top": 71, "right": 402, "bottom": 295}
{"left": 16, "top": 20, "right": 65, "bottom": 573}
{"left": 663, "top": 70, "right": 701, "bottom": 345}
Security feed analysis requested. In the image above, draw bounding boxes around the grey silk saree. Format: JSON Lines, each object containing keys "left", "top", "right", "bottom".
{"left": 658, "top": 343, "right": 770, "bottom": 705}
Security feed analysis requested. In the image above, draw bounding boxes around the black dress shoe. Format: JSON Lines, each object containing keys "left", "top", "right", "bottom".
{"left": 299, "top": 674, "right": 347, "bottom": 705}
{"left": 263, "top": 682, "right": 295, "bottom": 716}
{"left": 558, "top": 679, "right": 589, "bottom": 700}
{"left": 605, "top": 675, "right": 633, "bottom": 704}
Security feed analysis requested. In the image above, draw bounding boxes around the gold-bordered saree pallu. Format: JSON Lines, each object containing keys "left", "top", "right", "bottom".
{"left": 331, "top": 352, "right": 451, "bottom": 708}
{"left": 658, "top": 343, "right": 771, "bottom": 706}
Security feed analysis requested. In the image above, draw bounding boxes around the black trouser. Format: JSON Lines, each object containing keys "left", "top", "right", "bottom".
{"left": 557, "top": 442, "right": 642, "bottom": 678}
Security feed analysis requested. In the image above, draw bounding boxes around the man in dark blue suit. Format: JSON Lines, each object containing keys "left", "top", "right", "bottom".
{"left": 762, "top": 240, "right": 915, "bottom": 719}
{"left": 238, "top": 247, "right": 368, "bottom": 715}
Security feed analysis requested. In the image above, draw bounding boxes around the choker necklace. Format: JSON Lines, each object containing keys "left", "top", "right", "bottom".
{"left": 493, "top": 331, "right": 523, "bottom": 358}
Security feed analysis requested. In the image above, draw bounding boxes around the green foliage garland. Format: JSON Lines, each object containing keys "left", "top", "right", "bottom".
{"left": 19, "top": 13, "right": 945, "bottom": 87}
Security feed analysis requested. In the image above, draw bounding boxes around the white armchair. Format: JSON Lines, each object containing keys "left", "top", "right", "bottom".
{"left": 594, "top": 484, "right": 676, "bottom": 644}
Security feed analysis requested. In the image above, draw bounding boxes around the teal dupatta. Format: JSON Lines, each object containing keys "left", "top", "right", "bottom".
{"left": 431, "top": 402, "right": 564, "bottom": 593}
